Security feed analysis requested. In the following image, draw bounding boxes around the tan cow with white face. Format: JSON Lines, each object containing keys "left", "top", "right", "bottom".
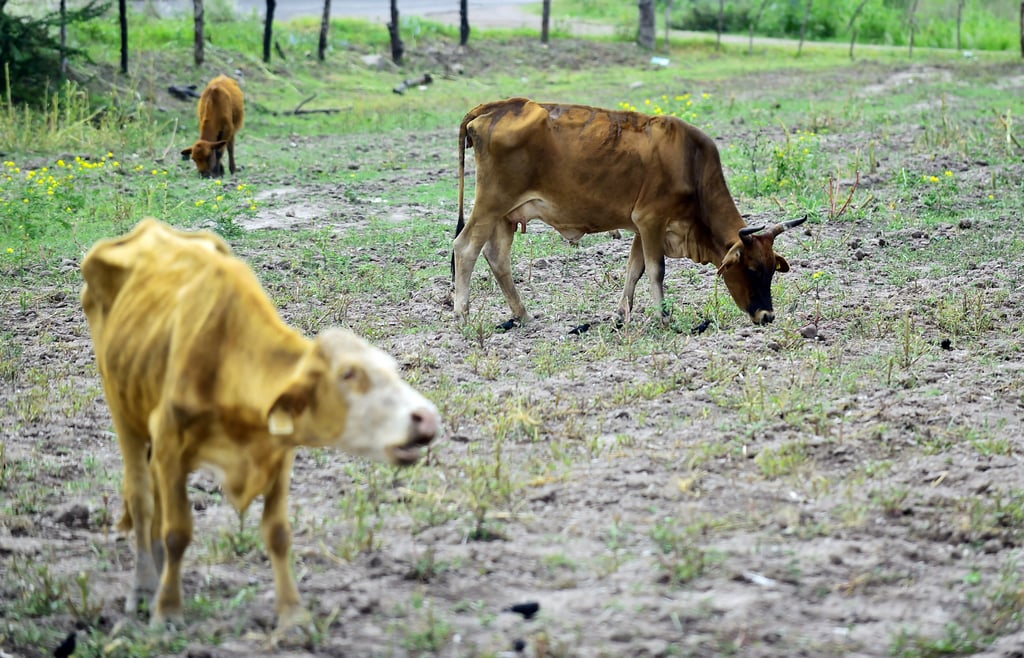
{"left": 452, "top": 98, "right": 805, "bottom": 326}
{"left": 80, "top": 218, "right": 439, "bottom": 631}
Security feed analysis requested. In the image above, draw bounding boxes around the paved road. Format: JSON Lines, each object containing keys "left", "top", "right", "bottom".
{"left": 136, "top": 0, "right": 539, "bottom": 27}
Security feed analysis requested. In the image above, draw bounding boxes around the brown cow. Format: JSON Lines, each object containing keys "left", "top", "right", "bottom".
{"left": 453, "top": 98, "right": 805, "bottom": 326}
{"left": 181, "top": 74, "right": 244, "bottom": 178}
{"left": 81, "top": 218, "right": 439, "bottom": 631}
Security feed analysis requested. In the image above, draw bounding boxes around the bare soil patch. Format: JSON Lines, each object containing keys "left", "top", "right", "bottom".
{"left": 2, "top": 44, "right": 1024, "bottom": 658}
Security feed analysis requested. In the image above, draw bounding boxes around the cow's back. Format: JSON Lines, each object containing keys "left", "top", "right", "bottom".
{"left": 465, "top": 99, "right": 702, "bottom": 232}
{"left": 81, "top": 219, "right": 234, "bottom": 434}
{"left": 198, "top": 75, "right": 245, "bottom": 138}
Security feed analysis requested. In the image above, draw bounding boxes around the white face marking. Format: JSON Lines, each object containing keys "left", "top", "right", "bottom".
{"left": 314, "top": 330, "right": 440, "bottom": 465}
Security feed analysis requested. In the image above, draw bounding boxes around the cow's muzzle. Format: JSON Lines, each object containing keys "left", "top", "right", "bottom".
{"left": 752, "top": 309, "right": 775, "bottom": 325}
{"left": 389, "top": 407, "right": 440, "bottom": 466}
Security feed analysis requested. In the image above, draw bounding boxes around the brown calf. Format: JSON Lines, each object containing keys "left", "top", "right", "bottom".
{"left": 181, "top": 74, "right": 244, "bottom": 178}
{"left": 81, "top": 218, "right": 439, "bottom": 630}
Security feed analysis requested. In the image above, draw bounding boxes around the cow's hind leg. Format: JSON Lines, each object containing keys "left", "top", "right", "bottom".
{"left": 617, "top": 234, "right": 646, "bottom": 324}
{"left": 452, "top": 210, "right": 493, "bottom": 322}
{"left": 482, "top": 219, "right": 527, "bottom": 323}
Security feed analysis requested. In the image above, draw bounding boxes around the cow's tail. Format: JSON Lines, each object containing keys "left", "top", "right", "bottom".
{"left": 452, "top": 111, "right": 474, "bottom": 279}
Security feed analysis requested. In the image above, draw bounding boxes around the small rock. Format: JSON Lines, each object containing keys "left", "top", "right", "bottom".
{"left": 353, "top": 595, "right": 378, "bottom": 614}
{"left": 854, "top": 248, "right": 868, "bottom": 261}
{"left": 958, "top": 218, "right": 973, "bottom": 229}
{"left": 911, "top": 230, "right": 924, "bottom": 239}
{"left": 848, "top": 238, "right": 862, "bottom": 250}
{"left": 799, "top": 324, "right": 818, "bottom": 339}
{"left": 610, "top": 629, "right": 633, "bottom": 643}
{"left": 766, "top": 340, "right": 782, "bottom": 352}
{"left": 983, "top": 539, "right": 1002, "bottom": 554}
{"left": 877, "top": 237, "right": 887, "bottom": 247}
{"left": 360, "top": 54, "right": 392, "bottom": 70}
{"left": 638, "top": 639, "right": 670, "bottom": 657}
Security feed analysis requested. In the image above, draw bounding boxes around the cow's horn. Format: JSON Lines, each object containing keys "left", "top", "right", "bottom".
{"left": 738, "top": 225, "right": 765, "bottom": 238}
{"left": 768, "top": 214, "right": 808, "bottom": 237}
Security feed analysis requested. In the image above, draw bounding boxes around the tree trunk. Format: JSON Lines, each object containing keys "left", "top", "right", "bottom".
{"left": 541, "top": 0, "right": 551, "bottom": 44}
{"left": 263, "top": 0, "right": 276, "bottom": 63}
{"left": 387, "top": 0, "right": 404, "bottom": 65}
{"left": 193, "top": 0, "right": 204, "bottom": 67}
{"left": 119, "top": 0, "right": 127, "bottom": 74}
{"left": 459, "top": 0, "right": 469, "bottom": 45}
{"left": 748, "top": 0, "right": 770, "bottom": 56}
{"left": 956, "top": 0, "right": 964, "bottom": 50}
{"left": 797, "top": 0, "right": 812, "bottom": 57}
{"left": 716, "top": 0, "right": 724, "bottom": 50}
{"left": 908, "top": 0, "right": 919, "bottom": 57}
{"left": 847, "top": 0, "right": 869, "bottom": 60}
{"left": 60, "top": 0, "right": 67, "bottom": 77}
{"left": 318, "top": 0, "right": 330, "bottom": 61}
{"left": 663, "top": 0, "right": 671, "bottom": 52}
{"left": 638, "top": 0, "right": 655, "bottom": 50}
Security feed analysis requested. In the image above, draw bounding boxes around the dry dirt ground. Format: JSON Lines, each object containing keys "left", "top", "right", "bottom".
{"left": 2, "top": 39, "right": 1024, "bottom": 658}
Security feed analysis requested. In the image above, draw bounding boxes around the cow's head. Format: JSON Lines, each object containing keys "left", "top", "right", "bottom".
{"left": 266, "top": 328, "right": 440, "bottom": 466}
{"left": 717, "top": 216, "right": 806, "bottom": 325}
{"left": 181, "top": 139, "right": 228, "bottom": 178}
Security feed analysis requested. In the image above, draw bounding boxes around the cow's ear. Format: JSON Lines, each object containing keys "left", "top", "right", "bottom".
{"left": 717, "top": 244, "right": 742, "bottom": 275}
{"left": 775, "top": 255, "right": 791, "bottom": 273}
{"left": 267, "top": 379, "right": 314, "bottom": 436}
{"left": 180, "top": 148, "right": 192, "bottom": 160}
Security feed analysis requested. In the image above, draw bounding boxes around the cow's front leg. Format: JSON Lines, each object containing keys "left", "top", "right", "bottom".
{"left": 227, "top": 137, "right": 237, "bottom": 174}
{"left": 637, "top": 225, "right": 670, "bottom": 324}
{"left": 113, "top": 413, "right": 160, "bottom": 616}
{"left": 483, "top": 219, "right": 528, "bottom": 322}
{"left": 150, "top": 414, "right": 192, "bottom": 627}
{"left": 617, "top": 234, "right": 645, "bottom": 323}
{"left": 261, "top": 451, "right": 311, "bottom": 633}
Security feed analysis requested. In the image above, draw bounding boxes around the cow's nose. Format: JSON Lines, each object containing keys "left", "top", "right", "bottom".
{"left": 410, "top": 408, "right": 439, "bottom": 444}
{"left": 753, "top": 309, "right": 775, "bottom": 325}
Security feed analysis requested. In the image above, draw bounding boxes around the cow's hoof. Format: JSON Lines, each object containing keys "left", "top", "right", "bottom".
{"left": 126, "top": 587, "right": 155, "bottom": 617}
{"left": 150, "top": 609, "right": 184, "bottom": 630}
{"left": 272, "top": 606, "right": 314, "bottom": 646}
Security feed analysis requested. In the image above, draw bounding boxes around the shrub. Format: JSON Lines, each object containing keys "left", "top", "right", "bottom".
{"left": 0, "top": 0, "right": 108, "bottom": 106}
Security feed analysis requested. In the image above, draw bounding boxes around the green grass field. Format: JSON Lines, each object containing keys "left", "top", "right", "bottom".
{"left": 1, "top": 8, "right": 1023, "bottom": 658}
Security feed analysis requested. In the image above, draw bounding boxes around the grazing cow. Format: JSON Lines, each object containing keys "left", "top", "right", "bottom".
{"left": 181, "top": 74, "right": 244, "bottom": 178}
{"left": 452, "top": 98, "right": 806, "bottom": 326}
{"left": 80, "top": 218, "right": 439, "bottom": 630}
